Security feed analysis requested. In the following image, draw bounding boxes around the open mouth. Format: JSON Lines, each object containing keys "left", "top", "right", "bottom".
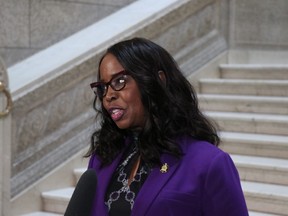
{"left": 109, "top": 108, "right": 124, "bottom": 121}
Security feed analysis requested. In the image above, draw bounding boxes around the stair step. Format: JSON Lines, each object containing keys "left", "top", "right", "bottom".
{"left": 232, "top": 154, "right": 288, "bottom": 185}
{"left": 199, "top": 94, "right": 288, "bottom": 115}
{"left": 20, "top": 212, "right": 62, "bottom": 216}
{"left": 220, "top": 132, "right": 288, "bottom": 159}
{"left": 199, "top": 78, "right": 288, "bottom": 96}
{"left": 206, "top": 111, "right": 288, "bottom": 136}
{"left": 220, "top": 64, "right": 288, "bottom": 80}
{"left": 74, "top": 168, "right": 86, "bottom": 183}
{"left": 242, "top": 181, "right": 288, "bottom": 215}
{"left": 249, "top": 211, "right": 281, "bottom": 216}
{"left": 42, "top": 187, "right": 74, "bottom": 214}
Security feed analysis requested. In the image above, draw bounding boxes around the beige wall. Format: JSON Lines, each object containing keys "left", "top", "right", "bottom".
{"left": 0, "top": 0, "right": 136, "bottom": 67}
{"left": 1, "top": 0, "right": 287, "bottom": 67}
{"left": 229, "top": 0, "right": 288, "bottom": 50}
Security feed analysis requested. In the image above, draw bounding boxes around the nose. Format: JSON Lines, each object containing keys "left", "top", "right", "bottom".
{"left": 104, "top": 85, "right": 117, "bottom": 101}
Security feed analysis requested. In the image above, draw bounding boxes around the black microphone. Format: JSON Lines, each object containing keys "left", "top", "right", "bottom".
{"left": 64, "top": 169, "right": 97, "bottom": 216}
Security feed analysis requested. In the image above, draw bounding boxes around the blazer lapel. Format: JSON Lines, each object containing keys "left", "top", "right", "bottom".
{"left": 93, "top": 151, "right": 124, "bottom": 216}
{"left": 132, "top": 153, "right": 180, "bottom": 216}
{"left": 93, "top": 137, "right": 134, "bottom": 215}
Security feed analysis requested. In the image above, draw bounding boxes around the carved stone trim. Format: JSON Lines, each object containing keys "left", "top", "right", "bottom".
{"left": 11, "top": 110, "right": 95, "bottom": 196}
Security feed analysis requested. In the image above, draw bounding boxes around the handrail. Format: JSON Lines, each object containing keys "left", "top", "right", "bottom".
{"left": 8, "top": 0, "right": 181, "bottom": 98}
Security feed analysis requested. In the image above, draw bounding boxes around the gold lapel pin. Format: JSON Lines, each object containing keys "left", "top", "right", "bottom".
{"left": 160, "top": 163, "right": 169, "bottom": 173}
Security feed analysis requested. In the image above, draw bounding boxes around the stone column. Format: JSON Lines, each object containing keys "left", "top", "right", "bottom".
{"left": 0, "top": 57, "right": 12, "bottom": 216}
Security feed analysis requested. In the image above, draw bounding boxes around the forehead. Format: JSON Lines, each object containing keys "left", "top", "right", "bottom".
{"left": 99, "top": 53, "right": 124, "bottom": 80}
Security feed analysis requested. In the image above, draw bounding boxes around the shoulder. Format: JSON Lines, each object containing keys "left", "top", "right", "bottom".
{"left": 176, "top": 136, "right": 235, "bottom": 172}
{"left": 176, "top": 135, "right": 242, "bottom": 185}
{"left": 178, "top": 136, "right": 225, "bottom": 159}
{"left": 88, "top": 153, "right": 102, "bottom": 170}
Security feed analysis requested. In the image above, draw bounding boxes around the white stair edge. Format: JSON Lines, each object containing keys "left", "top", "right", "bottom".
{"left": 241, "top": 181, "right": 288, "bottom": 200}
{"left": 42, "top": 187, "right": 74, "bottom": 201}
{"left": 199, "top": 78, "right": 288, "bottom": 84}
{"left": 231, "top": 154, "right": 288, "bottom": 171}
{"left": 198, "top": 94, "right": 288, "bottom": 102}
{"left": 74, "top": 168, "right": 87, "bottom": 182}
{"left": 74, "top": 167, "right": 86, "bottom": 175}
{"left": 219, "top": 64, "right": 288, "bottom": 69}
{"left": 249, "top": 211, "right": 281, "bottom": 216}
{"left": 220, "top": 131, "right": 288, "bottom": 145}
{"left": 205, "top": 111, "right": 288, "bottom": 122}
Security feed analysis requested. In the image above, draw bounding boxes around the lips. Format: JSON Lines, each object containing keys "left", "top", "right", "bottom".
{"left": 109, "top": 108, "right": 124, "bottom": 121}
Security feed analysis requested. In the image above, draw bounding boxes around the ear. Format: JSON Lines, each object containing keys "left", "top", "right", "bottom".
{"left": 158, "top": 70, "right": 166, "bottom": 85}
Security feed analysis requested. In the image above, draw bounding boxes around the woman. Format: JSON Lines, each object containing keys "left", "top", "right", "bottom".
{"left": 87, "top": 37, "right": 248, "bottom": 215}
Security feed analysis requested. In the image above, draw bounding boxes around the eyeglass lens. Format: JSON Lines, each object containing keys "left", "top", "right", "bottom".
{"left": 92, "top": 72, "right": 128, "bottom": 99}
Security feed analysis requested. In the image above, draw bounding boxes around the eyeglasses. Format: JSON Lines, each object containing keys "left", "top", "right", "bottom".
{"left": 90, "top": 70, "right": 129, "bottom": 100}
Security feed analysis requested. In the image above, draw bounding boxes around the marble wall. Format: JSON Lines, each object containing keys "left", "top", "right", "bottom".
{"left": 230, "top": 0, "right": 288, "bottom": 49}
{"left": 0, "top": 0, "right": 136, "bottom": 67}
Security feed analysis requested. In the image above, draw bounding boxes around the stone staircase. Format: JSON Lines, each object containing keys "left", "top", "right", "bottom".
{"left": 20, "top": 64, "right": 288, "bottom": 216}
{"left": 199, "top": 64, "right": 288, "bottom": 216}
{"left": 21, "top": 168, "right": 85, "bottom": 216}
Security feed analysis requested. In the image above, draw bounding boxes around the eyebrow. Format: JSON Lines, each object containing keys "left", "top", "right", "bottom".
{"left": 99, "top": 70, "right": 126, "bottom": 82}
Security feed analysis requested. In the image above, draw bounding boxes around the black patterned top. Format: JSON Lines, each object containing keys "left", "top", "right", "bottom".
{"left": 105, "top": 137, "right": 151, "bottom": 215}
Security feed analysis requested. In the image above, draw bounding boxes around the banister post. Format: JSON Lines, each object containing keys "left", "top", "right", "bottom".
{"left": 0, "top": 57, "right": 11, "bottom": 216}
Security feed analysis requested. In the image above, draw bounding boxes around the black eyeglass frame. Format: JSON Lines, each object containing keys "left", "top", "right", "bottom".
{"left": 90, "top": 70, "right": 129, "bottom": 100}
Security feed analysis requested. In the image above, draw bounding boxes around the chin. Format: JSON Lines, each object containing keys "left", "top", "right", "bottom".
{"left": 115, "top": 122, "right": 130, "bottom": 130}
{"left": 115, "top": 122, "right": 140, "bottom": 131}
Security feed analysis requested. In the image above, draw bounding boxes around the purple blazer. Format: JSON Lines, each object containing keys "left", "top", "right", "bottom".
{"left": 88, "top": 136, "right": 248, "bottom": 216}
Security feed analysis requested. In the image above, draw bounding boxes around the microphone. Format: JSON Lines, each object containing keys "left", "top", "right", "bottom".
{"left": 64, "top": 169, "right": 97, "bottom": 216}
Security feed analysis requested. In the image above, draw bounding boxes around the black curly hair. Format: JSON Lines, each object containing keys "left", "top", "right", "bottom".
{"left": 86, "top": 37, "right": 220, "bottom": 166}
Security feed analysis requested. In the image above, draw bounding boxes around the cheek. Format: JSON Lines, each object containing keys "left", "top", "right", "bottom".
{"left": 126, "top": 91, "right": 145, "bottom": 116}
{"left": 102, "top": 101, "right": 108, "bottom": 112}
{"left": 134, "top": 99, "right": 145, "bottom": 115}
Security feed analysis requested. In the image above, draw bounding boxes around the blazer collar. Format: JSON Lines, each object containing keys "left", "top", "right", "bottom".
{"left": 94, "top": 138, "right": 181, "bottom": 216}
{"left": 131, "top": 152, "right": 180, "bottom": 216}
